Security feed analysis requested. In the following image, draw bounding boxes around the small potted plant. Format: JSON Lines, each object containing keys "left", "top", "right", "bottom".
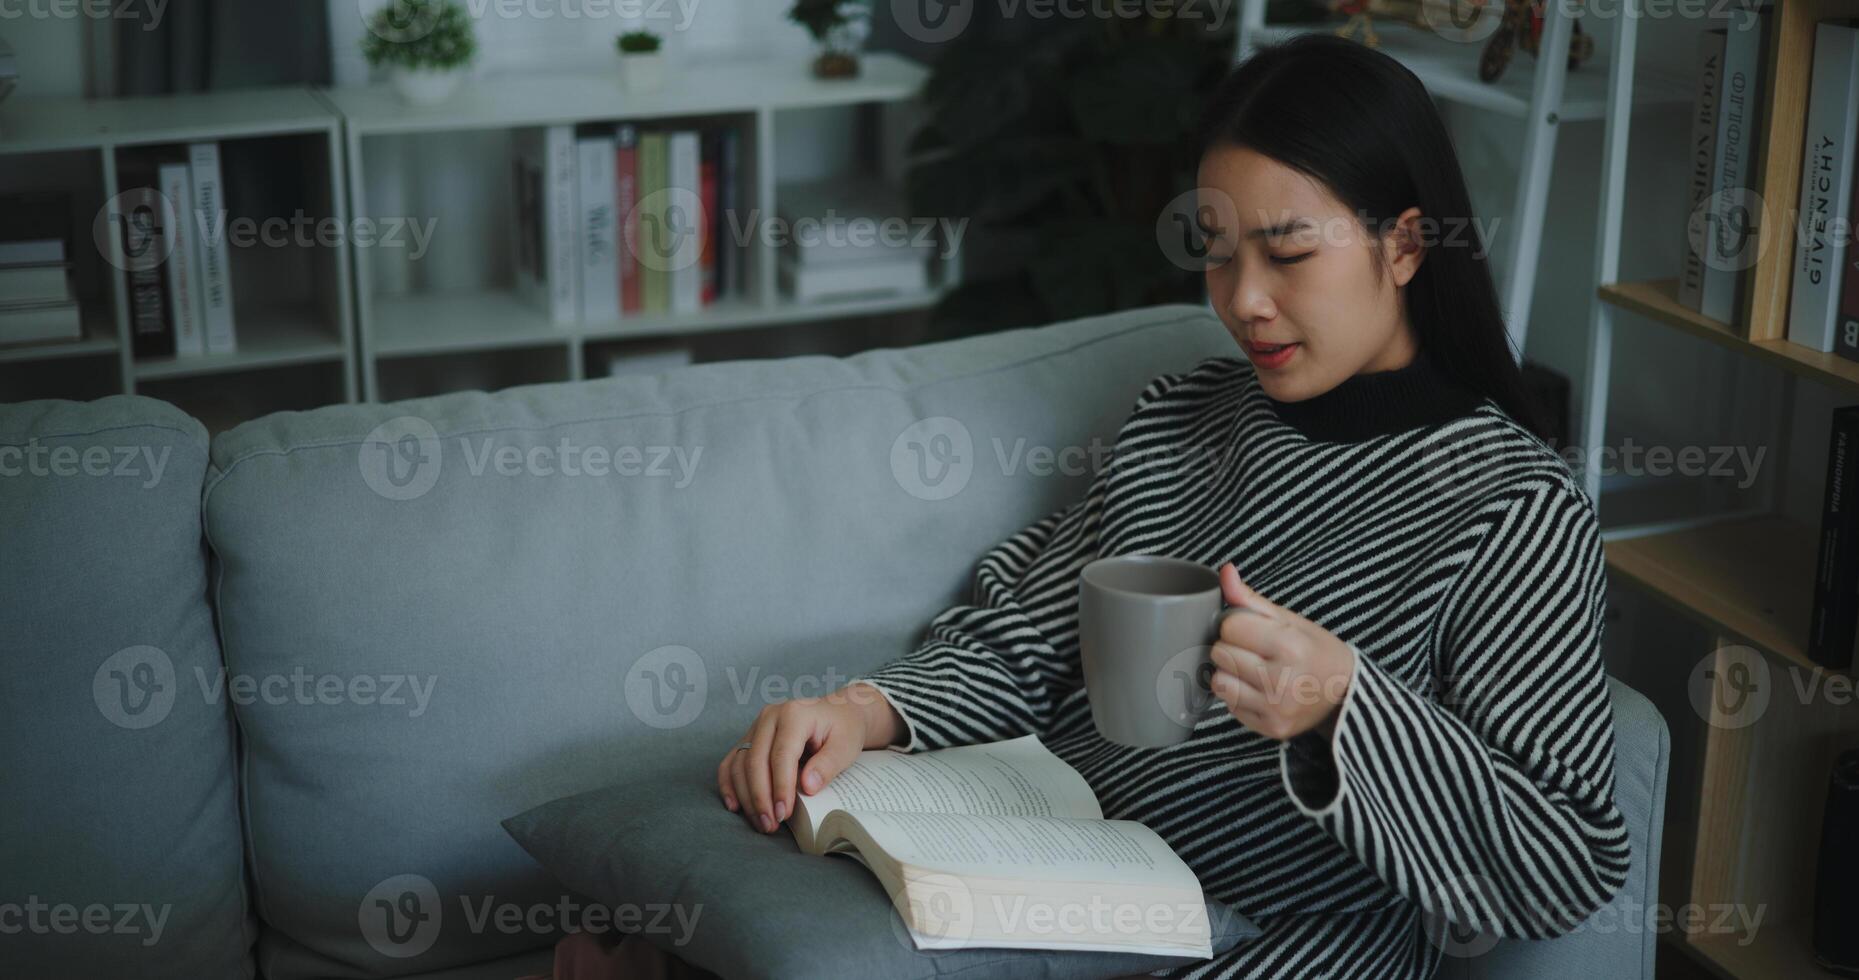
{"left": 788, "top": 0, "right": 871, "bottom": 79}
{"left": 615, "top": 30, "right": 665, "bottom": 93}
{"left": 361, "top": 0, "right": 478, "bottom": 106}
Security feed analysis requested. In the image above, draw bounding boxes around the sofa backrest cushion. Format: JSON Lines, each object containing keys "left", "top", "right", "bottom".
{"left": 201, "top": 304, "right": 1235, "bottom": 978}
{"left": 0, "top": 396, "right": 252, "bottom": 980}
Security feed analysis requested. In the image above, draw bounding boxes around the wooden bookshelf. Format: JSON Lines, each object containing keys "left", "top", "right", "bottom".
{"left": 1602, "top": 515, "right": 1824, "bottom": 672}
{"left": 1597, "top": 280, "right": 1859, "bottom": 396}
{"left": 1582, "top": 3, "right": 1859, "bottom": 978}
{"left": 1677, "top": 918, "right": 1843, "bottom": 980}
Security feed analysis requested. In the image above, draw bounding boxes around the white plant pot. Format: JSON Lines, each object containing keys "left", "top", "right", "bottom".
{"left": 619, "top": 53, "right": 665, "bottom": 94}
{"left": 392, "top": 66, "right": 466, "bottom": 106}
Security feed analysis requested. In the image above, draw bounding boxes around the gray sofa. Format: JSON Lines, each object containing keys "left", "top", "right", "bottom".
{"left": 1, "top": 303, "right": 1669, "bottom": 980}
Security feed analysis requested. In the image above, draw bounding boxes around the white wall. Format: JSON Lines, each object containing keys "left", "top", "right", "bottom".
{"left": 1, "top": 10, "right": 91, "bottom": 97}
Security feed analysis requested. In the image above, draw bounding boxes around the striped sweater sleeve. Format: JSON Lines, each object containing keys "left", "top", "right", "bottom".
{"left": 1276, "top": 477, "right": 1631, "bottom": 939}
{"left": 846, "top": 493, "right": 1097, "bottom": 752}
{"left": 844, "top": 372, "right": 1189, "bottom": 753}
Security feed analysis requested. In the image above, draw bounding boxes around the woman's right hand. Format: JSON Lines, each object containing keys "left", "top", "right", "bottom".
{"left": 716, "top": 682, "right": 904, "bottom": 835}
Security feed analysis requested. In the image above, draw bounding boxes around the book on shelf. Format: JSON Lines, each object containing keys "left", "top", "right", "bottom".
{"left": 577, "top": 129, "right": 621, "bottom": 326}
{"left": 515, "top": 122, "right": 739, "bottom": 324}
{"left": 603, "top": 341, "right": 692, "bottom": 379}
{"left": 0, "top": 193, "right": 81, "bottom": 348}
{"left": 717, "top": 127, "right": 741, "bottom": 299}
{"left": 778, "top": 252, "right": 929, "bottom": 304}
{"left": 0, "top": 264, "right": 71, "bottom": 307}
{"left": 159, "top": 160, "right": 206, "bottom": 357}
{"left": 667, "top": 130, "right": 702, "bottom": 315}
{"left": 637, "top": 130, "right": 669, "bottom": 315}
{"left": 187, "top": 142, "right": 237, "bottom": 354}
{"left": 111, "top": 172, "right": 174, "bottom": 358}
{"left": 1696, "top": 2, "right": 1769, "bottom": 325}
{"left": 513, "top": 125, "right": 580, "bottom": 326}
{"left": 788, "top": 733, "right": 1215, "bottom": 957}
{"left": 1788, "top": 20, "right": 1859, "bottom": 354}
{"left": 1678, "top": 27, "right": 1726, "bottom": 313}
{"left": 1809, "top": 405, "right": 1859, "bottom": 670}
{"left": 699, "top": 130, "right": 719, "bottom": 306}
{"left": 0, "top": 302, "right": 81, "bottom": 346}
{"left": 616, "top": 125, "right": 641, "bottom": 316}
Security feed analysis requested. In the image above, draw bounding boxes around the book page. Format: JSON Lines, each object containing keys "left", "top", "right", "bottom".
{"left": 795, "top": 734, "right": 1102, "bottom": 845}
{"left": 847, "top": 810, "right": 1198, "bottom": 888}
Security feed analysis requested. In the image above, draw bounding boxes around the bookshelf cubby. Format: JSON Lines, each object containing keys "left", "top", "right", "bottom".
{"left": 321, "top": 53, "right": 949, "bottom": 402}
{"left": 0, "top": 87, "right": 354, "bottom": 421}
{"left": 1580, "top": 0, "right": 1859, "bottom": 976}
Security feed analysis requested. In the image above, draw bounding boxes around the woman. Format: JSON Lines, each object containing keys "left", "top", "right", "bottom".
{"left": 708, "top": 32, "right": 1630, "bottom": 979}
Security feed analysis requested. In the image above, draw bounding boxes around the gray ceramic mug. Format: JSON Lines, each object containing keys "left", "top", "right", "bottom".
{"left": 1078, "top": 555, "right": 1254, "bottom": 748}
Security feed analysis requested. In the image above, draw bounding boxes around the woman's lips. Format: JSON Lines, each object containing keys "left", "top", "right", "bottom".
{"left": 1242, "top": 340, "right": 1300, "bottom": 370}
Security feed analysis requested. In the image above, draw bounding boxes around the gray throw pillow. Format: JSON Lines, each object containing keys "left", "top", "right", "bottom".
{"left": 501, "top": 749, "right": 1260, "bottom": 980}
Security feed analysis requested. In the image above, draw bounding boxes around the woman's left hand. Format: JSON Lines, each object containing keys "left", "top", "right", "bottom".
{"left": 1209, "top": 562, "right": 1357, "bottom": 742}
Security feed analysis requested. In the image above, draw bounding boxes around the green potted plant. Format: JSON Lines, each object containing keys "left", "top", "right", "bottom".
{"left": 615, "top": 30, "right": 664, "bottom": 93}
{"left": 361, "top": 0, "right": 478, "bottom": 106}
{"left": 787, "top": 0, "right": 870, "bottom": 79}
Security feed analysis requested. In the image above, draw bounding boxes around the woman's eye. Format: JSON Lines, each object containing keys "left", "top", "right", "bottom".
{"left": 1202, "top": 252, "right": 1234, "bottom": 270}
{"left": 1271, "top": 252, "right": 1313, "bottom": 265}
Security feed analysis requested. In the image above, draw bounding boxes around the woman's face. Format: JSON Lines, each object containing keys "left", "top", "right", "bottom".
{"left": 1196, "top": 143, "right": 1425, "bottom": 402}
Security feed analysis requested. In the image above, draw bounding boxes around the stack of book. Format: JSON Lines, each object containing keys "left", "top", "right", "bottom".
{"left": 513, "top": 121, "right": 743, "bottom": 326}
{"left": 119, "top": 141, "right": 240, "bottom": 359}
{"left": 0, "top": 194, "right": 80, "bottom": 347}
{"left": 774, "top": 177, "right": 935, "bottom": 303}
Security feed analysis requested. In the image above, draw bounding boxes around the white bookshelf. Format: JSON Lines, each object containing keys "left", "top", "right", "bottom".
{"left": 320, "top": 52, "right": 950, "bottom": 402}
{"left": 0, "top": 86, "right": 356, "bottom": 423}
{"left": 0, "top": 53, "right": 946, "bottom": 417}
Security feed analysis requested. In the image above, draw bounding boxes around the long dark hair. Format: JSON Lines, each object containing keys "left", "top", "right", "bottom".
{"left": 1193, "top": 33, "right": 1548, "bottom": 441}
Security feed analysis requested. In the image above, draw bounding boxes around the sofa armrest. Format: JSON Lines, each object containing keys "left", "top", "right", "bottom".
{"left": 1434, "top": 675, "right": 1671, "bottom": 979}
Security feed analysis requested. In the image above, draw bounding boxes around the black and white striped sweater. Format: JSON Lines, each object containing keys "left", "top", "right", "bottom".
{"left": 849, "top": 351, "right": 1630, "bottom": 979}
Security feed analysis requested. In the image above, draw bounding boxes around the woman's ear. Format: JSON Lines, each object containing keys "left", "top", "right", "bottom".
{"left": 1385, "top": 206, "right": 1427, "bottom": 288}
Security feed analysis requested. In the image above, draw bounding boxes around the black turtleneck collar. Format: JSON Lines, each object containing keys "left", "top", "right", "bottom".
{"left": 1261, "top": 349, "right": 1486, "bottom": 444}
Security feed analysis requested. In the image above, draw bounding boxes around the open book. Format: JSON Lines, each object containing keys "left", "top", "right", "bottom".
{"left": 790, "top": 733, "right": 1214, "bottom": 958}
